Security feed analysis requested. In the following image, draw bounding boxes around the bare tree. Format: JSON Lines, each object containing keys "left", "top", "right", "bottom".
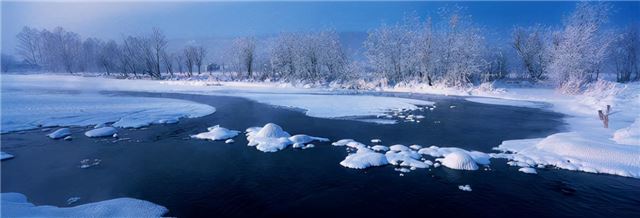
{"left": 149, "top": 27, "right": 167, "bottom": 78}
{"left": 1, "top": 54, "right": 17, "bottom": 72}
{"left": 16, "top": 26, "right": 44, "bottom": 66}
{"left": 183, "top": 46, "right": 196, "bottom": 77}
{"left": 194, "top": 46, "right": 207, "bottom": 75}
{"left": 162, "top": 52, "right": 175, "bottom": 77}
{"left": 174, "top": 53, "right": 185, "bottom": 75}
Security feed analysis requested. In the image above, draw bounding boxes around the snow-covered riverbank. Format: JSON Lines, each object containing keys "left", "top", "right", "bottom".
{"left": 2, "top": 73, "right": 639, "bottom": 178}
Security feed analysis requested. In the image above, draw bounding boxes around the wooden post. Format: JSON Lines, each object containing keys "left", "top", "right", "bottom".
{"left": 598, "top": 105, "right": 610, "bottom": 128}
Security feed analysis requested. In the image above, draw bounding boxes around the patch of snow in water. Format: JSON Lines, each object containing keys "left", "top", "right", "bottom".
{"left": 246, "top": 123, "right": 327, "bottom": 152}
{"left": 47, "top": 128, "right": 71, "bottom": 139}
{"left": 437, "top": 151, "right": 479, "bottom": 170}
{"left": 1, "top": 152, "right": 14, "bottom": 160}
{"left": 1, "top": 91, "right": 215, "bottom": 133}
{"left": 340, "top": 146, "right": 389, "bottom": 169}
{"left": 458, "top": 185, "right": 472, "bottom": 192}
{"left": 519, "top": 167, "right": 537, "bottom": 174}
{"left": 1, "top": 192, "right": 167, "bottom": 217}
{"left": 85, "top": 127, "right": 117, "bottom": 138}
{"left": 371, "top": 145, "right": 389, "bottom": 152}
{"left": 191, "top": 125, "right": 240, "bottom": 141}
{"left": 465, "top": 97, "right": 546, "bottom": 108}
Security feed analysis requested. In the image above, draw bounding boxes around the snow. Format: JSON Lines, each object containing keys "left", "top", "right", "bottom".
{"left": 1, "top": 90, "right": 215, "bottom": 133}
{"left": 371, "top": 145, "right": 389, "bottom": 152}
{"left": 332, "top": 139, "right": 355, "bottom": 146}
{"left": 340, "top": 147, "right": 389, "bottom": 169}
{"left": 437, "top": 151, "right": 479, "bottom": 170}
{"left": 1, "top": 192, "right": 167, "bottom": 217}
{"left": 465, "top": 97, "right": 546, "bottom": 108}
{"left": 371, "top": 139, "right": 382, "bottom": 143}
{"left": 225, "top": 139, "right": 235, "bottom": 144}
{"left": 85, "top": 127, "right": 117, "bottom": 138}
{"left": 386, "top": 80, "right": 640, "bottom": 178}
{"left": 1, "top": 152, "right": 14, "bottom": 160}
{"left": 458, "top": 185, "right": 472, "bottom": 192}
{"left": 519, "top": 167, "right": 538, "bottom": 174}
{"left": 2, "top": 74, "right": 433, "bottom": 125}
{"left": 191, "top": 125, "right": 240, "bottom": 141}
{"left": 47, "top": 128, "right": 71, "bottom": 139}
{"left": 613, "top": 117, "right": 640, "bottom": 145}
{"left": 246, "top": 123, "right": 327, "bottom": 152}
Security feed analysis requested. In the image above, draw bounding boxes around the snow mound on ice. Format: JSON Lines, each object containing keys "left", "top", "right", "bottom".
{"left": 496, "top": 132, "right": 640, "bottom": 178}
{"left": 48, "top": 128, "right": 71, "bottom": 139}
{"left": 289, "top": 134, "right": 329, "bottom": 145}
{"left": 191, "top": 125, "right": 240, "bottom": 141}
{"left": 1, "top": 152, "right": 14, "bottom": 160}
{"left": 519, "top": 167, "right": 537, "bottom": 174}
{"left": 85, "top": 127, "right": 117, "bottom": 138}
{"left": 340, "top": 147, "right": 389, "bottom": 169}
{"left": 371, "top": 145, "right": 389, "bottom": 152}
{"left": 1, "top": 91, "right": 215, "bottom": 133}
{"left": 1, "top": 192, "right": 167, "bottom": 217}
{"left": 418, "top": 146, "right": 491, "bottom": 165}
{"left": 465, "top": 97, "right": 546, "bottom": 108}
{"left": 332, "top": 139, "right": 355, "bottom": 146}
{"left": 246, "top": 123, "right": 327, "bottom": 152}
{"left": 236, "top": 93, "right": 434, "bottom": 120}
{"left": 438, "top": 151, "right": 479, "bottom": 170}
{"left": 458, "top": 185, "right": 472, "bottom": 192}
{"left": 385, "top": 145, "right": 429, "bottom": 168}
{"left": 613, "top": 117, "right": 640, "bottom": 146}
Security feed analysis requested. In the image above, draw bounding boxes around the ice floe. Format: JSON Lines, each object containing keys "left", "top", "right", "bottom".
{"left": 340, "top": 147, "right": 389, "bottom": 169}
{"left": 85, "top": 127, "right": 117, "bottom": 138}
{"left": 191, "top": 125, "right": 240, "bottom": 141}
{"left": 1, "top": 152, "right": 14, "bottom": 160}
{"left": 458, "top": 185, "right": 472, "bottom": 192}
{"left": 519, "top": 167, "right": 537, "bottom": 174}
{"left": 246, "top": 123, "right": 328, "bottom": 152}
{"left": 437, "top": 151, "right": 479, "bottom": 170}
{"left": 48, "top": 128, "right": 71, "bottom": 139}
{"left": 1, "top": 192, "right": 167, "bottom": 217}
{"left": 371, "top": 145, "right": 389, "bottom": 152}
{"left": 385, "top": 145, "right": 429, "bottom": 168}
{"left": 1, "top": 91, "right": 215, "bottom": 133}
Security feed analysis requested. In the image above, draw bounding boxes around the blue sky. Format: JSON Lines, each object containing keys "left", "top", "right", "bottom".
{"left": 2, "top": 1, "right": 639, "bottom": 55}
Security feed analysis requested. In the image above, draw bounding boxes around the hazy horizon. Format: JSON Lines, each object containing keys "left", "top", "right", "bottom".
{"left": 2, "top": 1, "right": 639, "bottom": 57}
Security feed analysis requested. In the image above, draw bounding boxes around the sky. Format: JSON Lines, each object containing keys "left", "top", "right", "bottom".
{"left": 2, "top": 1, "right": 639, "bottom": 56}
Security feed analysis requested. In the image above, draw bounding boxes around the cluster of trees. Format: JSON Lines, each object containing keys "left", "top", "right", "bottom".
{"left": 13, "top": 27, "right": 207, "bottom": 78}
{"left": 222, "top": 31, "right": 349, "bottom": 83}
{"left": 5, "top": 2, "right": 639, "bottom": 91}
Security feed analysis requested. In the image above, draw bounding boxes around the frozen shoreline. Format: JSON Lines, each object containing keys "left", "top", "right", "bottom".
{"left": 2, "top": 73, "right": 639, "bottom": 178}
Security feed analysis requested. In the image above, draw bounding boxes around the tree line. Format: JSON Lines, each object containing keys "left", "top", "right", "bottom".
{"left": 4, "top": 2, "right": 639, "bottom": 92}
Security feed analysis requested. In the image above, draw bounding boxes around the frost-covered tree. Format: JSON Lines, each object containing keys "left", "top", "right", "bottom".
{"left": 230, "top": 37, "right": 256, "bottom": 78}
{"left": 512, "top": 25, "right": 549, "bottom": 81}
{"left": 45, "top": 27, "right": 82, "bottom": 73}
{"left": 16, "top": 26, "right": 44, "bottom": 66}
{"left": 1, "top": 54, "right": 17, "bottom": 72}
{"left": 364, "top": 19, "right": 419, "bottom": 84}
{"left": 434, "top": 8, "right": 486, "bottom": 87}
{"left": 174, "top": 53, "right": 185, "bottom": 75}
{"left": 193, "top": 45, "right": 207, "bottom": 75}
{"left": 149, "top": 27, "right": 167, "bottom": 78}
{"left": 269, "top": 33, "right": 298, "bottom": 80}
{"left": 99, "top": 40, "right": 120, "bottom": 75}
{"left": 612, "top": 24, "right": 639, "bottom": 82}
{"left": 548, "top": 2, "right": 613, "bottom": 93}
{"left": 183, "top": 45, "right": 197, "bottom": 77}
{"left": 80, "top": 37, "right": 103, "bottom": 72}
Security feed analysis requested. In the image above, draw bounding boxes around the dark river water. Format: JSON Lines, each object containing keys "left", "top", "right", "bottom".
{"left": 2, "top": 92, "right": 639, "bottom": 217}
